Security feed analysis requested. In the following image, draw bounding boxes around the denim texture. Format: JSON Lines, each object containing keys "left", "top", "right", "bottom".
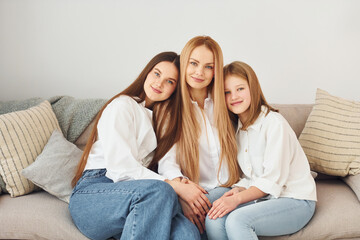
{"left": 69, "top": 169, "right": 200, "bottom": 240}
{"left": 205, "top": 196, "right": 316, "bottom": 240}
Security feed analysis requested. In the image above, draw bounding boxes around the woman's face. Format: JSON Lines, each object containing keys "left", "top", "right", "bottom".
{"left": 186, "top": 45, "right": 215, "bottom": 91}
{"left": 224, "top": 74, "right": 251, "bottom": 123}
{"left": 144, "top": 61, "right": 178, "bottom": 108}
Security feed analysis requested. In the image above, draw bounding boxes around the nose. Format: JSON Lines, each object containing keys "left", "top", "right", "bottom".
{"left": 195, "top": 66, "right": 204, "bottom": 76}
{"left": 154, "top": 78, "right": 163, "bottom": 88}
{"left": 231, "top": 91, "right": 239, "bottom": 100}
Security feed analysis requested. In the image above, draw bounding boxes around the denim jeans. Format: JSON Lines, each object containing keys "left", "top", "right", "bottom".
{"left": 69, "top": 169, "right": 200, "bottom": 240}
{"left": 205, "top": 195, "right": 316, "bottom": 240}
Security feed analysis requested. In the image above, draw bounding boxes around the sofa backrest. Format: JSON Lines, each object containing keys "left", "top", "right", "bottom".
{"left": 272, "top": 104, "right": 313, "bottom": 138}
{"left": 74, "top": 104, "right": 314, "bottom": 150}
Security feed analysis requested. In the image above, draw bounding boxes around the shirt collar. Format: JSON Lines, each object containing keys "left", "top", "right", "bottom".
{"left": 237, "top": 105, "right": 268, "bottom": 132}
{"left": 190, "top": 92, "right": 213, "bottom": 108}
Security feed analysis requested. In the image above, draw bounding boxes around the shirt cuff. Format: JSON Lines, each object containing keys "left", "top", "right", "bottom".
{"left": 160, "top": 170, "right": 184, "bottom": 181}
{"left": 233, "top": 178, "right": 250, "bottom": 189}
{"left": 251, "top": 178, "right": 282, "bottom": 198}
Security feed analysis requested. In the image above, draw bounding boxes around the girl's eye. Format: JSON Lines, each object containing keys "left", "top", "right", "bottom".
{"left": 190, "top": 62, "right": 197, "bottom": 66}
{"left": 205, "top": 66, "right": 214, "bottom": 70}
{"left": 225, "top": 91, "right": 230, "bottom": 95}
{"left": 167, "top": 80, "right": 174, "bottom": 85}
{"left": 154, "top": 72, "right": 160, "bottom": 77}
{"left": 237, "top": 88, "right": 244, "bottom": 91}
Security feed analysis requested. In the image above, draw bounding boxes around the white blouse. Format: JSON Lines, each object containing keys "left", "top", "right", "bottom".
{"left": 85, "top": 95, "right": 165, "bottom": 182}
{"left": 158, "top": 95, "right": 230, "bottom": 191}
{"left": 234, "top": 106, "right": 317, "bottom": 201}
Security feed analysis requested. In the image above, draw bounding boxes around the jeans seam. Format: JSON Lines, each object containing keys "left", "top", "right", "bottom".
{"left": 75, "top": 188, "right": 139, "bottom": 195}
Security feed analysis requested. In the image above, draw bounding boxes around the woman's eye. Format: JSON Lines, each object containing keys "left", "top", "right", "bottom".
{"left": 237, "top": 88, "right": 244, "bottom": 91}
{"left": 167, "top": 80, "right": 174, "bottom": 85}
{"left": 205, "top": 66, "right": 213, "bottom": 69}
{"left": 225, "top": 91, "right": 230, "bottom": 95}
{"left": 190, "top": 62, "right": 197, "bottom": 66}
{"left": 154, "top": 72, "right": 160, "bottom": 77}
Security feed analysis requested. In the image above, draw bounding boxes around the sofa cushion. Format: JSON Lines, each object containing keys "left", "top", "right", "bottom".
{"left": 22, "top": 130, "right": 83, "bottom": 203}
{"left": 298, "top": 88, "right": 360, "bottom": 177}
{"left": 0, "top": 101, "right": 61, "bottom": 197}
{"left": 260, "top": 179, "right": 360, "bottom": 240}
{"left": 0, "top": 191, "right": 89, "bottom": 240}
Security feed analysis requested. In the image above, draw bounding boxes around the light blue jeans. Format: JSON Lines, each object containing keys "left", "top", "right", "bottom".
{"left": 69, "top": 169, "right": 200, "bottom": 240}
{"left": 205, "top": 188, "right": 316, "bottom": 240}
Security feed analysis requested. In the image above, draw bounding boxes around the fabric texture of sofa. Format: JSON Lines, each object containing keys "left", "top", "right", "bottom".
{"left": 1, "top": 93, "right": 360, "bottom": 239}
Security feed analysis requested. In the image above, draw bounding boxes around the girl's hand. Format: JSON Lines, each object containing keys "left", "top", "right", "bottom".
{"left": 222, "top": 186, "right": 245, "bottom": 198}
{"left": 179, "top": 198, "right": 205, "bottom": 234}
{"left": 207, "top": 194, "right": 240, "bottom": 220}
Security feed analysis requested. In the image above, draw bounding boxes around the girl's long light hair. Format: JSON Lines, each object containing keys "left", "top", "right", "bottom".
{"left": 223, "top": 61, "right": 277, "bottom": 130}
{"left": 177, "top": 36, "right": 240, "bottom": 187}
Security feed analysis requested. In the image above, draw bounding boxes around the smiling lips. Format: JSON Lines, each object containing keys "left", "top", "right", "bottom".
{"left": 151, "top": 86, "right": 162, "bottom": 94}
{"left": 231, "top": 101, "right": 243, "bottom": 106}
{"left": 191, "top": 76, "right": 204, "bottom": 83}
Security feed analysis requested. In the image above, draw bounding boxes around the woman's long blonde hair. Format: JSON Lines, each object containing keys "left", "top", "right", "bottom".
{"left": 223, "top": 61, "right": 277, "bottom": 130}
{"left": 72, "top": 52, "right": 180, "bottom": 187}
{"left": 177, "top": 36, "right": 240, "bottom": 187}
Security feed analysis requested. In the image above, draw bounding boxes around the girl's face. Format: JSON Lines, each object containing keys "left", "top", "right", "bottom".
{"left": 224, "top": 74, "right": 251, "bottom": 123}
{"left": 186, "top": 45, "right": 215, "bottom": 91}
{"left": 144, "top": 61, "right": 178, "bottom": 108}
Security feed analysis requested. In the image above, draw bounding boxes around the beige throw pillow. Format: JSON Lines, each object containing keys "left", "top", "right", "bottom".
{"left": 0, "top": 101, "right": 60, "bottom": 197}
{"left": 299, "top": 88, "right": 360, "bottom": 176}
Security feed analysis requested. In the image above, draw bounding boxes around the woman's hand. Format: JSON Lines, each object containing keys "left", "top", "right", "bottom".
{"left": 207, "top": 193, "right": 240, "bottom": 220}
{"left": 179, "top": 198, "right": 205, "bottom": 234}
{"left": 166, "top": 179, "right": 212, "bottom": 216}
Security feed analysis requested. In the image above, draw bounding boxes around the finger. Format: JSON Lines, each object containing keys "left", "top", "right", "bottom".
{"left": 195, "top": 184, "right": 208, "bottom": 194}
{"left": 190, "top": 203, "right": 201, "bottom": 216}
{"left": 194, "top": 200, "right": 206, "bottom": 216}
{"left": 200, "top": 194, "right": 212, "bottom": 209}
{"left": 208, "top": 205, "right": 221, "bottom": 219}
{"left": 218, "top": 208, "right": 229, "bottom": 218}
{"left": 212, "top": 207, "right": 225, "bottom": 220}
{"left": 193, "top": 216, "right": 204, "bottom": 234}
{"left": 197, "top": 195, "right": 211, "bottom": 213}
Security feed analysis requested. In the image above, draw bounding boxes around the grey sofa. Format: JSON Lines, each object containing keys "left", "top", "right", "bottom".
{"left": 1, "top": 104, "right": 360, "bottom": 240}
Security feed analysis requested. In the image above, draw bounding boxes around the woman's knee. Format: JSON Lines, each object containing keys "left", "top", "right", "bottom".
{"left": 143, "top": 180, "right": 178, "bottom": 203}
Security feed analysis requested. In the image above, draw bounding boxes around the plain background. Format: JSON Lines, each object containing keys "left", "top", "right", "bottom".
{"left": 1, "top": 0, "right": 359, "bottom": 103}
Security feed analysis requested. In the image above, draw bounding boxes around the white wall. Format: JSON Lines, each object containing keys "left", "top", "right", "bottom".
{"left": 1, "top": 0, "right": 359, "bottom": 103}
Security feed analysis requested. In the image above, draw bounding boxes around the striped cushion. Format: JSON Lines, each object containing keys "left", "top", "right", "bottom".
{"left": 0, "top": 101, "right": 60, "bottom": 197}
{"left": 299, "top": 89, "right": 360, "bottom": 176}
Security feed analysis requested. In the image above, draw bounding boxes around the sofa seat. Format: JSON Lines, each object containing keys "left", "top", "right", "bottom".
{"left": 0, "top": 191, "right": 89, "bottom": 240}
{"left": 261, "top": 179, "right": 360, "bottom": 240}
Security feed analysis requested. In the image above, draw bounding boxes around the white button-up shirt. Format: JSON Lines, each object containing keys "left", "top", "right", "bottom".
{"left": 85, "top": 95, "right": 165, "bottom": 182}
{"left": 234, "top": 106, "right": 317, "bottom": 201}
{"left": 158, "top": 95, "right": 230, "bottom": 191}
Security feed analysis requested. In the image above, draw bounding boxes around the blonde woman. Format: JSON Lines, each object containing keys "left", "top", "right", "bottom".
{"left": 155, "top": 36, "right": 241, "bottom": 234}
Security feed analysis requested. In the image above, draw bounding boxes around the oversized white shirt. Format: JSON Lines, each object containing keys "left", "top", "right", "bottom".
{"left": 234, "top": 106, "right": 317, "bottom": 201}
{"left": 85, "top": 95, "right": 165, "bottom": 182}
{"left": 158, "top": 95, "right": 230, "bottom": 191}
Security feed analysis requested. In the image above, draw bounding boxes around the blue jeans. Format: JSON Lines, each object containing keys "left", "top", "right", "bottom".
{"left": 69, "top": 169, "right": 200, "bottom": 240}
{"left": 205, "top": 194, "right": 316, "bottom": 240}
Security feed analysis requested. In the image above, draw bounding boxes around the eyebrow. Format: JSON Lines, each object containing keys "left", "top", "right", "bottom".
{"left": 189, "top": 58, "right": 214, "bottom": 65}
{"left": 154, "top": 67, "right": 177, "bottom": 82}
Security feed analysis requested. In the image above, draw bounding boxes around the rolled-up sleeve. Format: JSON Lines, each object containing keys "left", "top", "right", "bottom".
{"left": 158, "top": 145, "right": 184, "bottom": 180}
